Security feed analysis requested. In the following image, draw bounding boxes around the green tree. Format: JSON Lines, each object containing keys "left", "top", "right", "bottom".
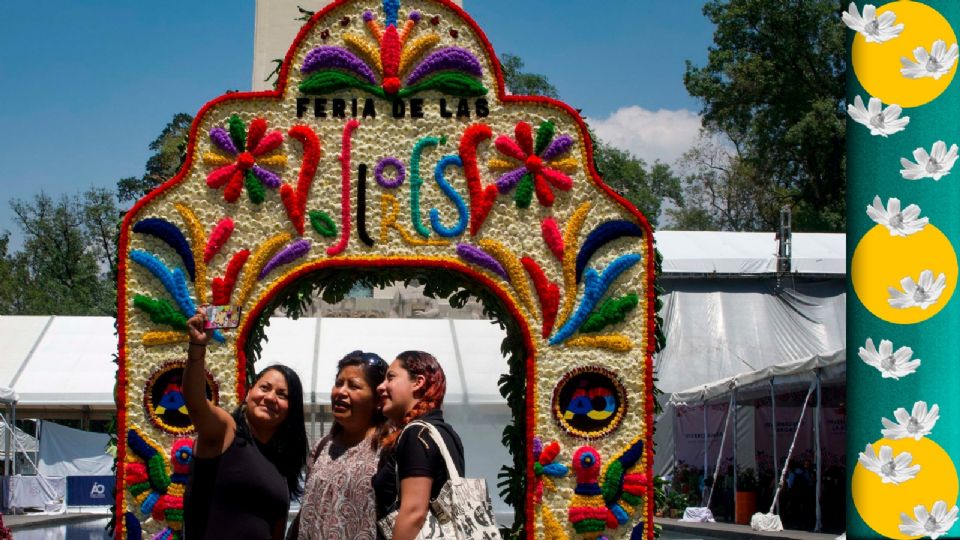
{"left": 682, "top": 0, "right": 846, "bottom": 231}
{"left": 117, "top": 113, "right": 193, "bottom": 204}
{"left": 593, "top": 142, "right": 682, "bottom": 226}
{"left": 667, "top": 131, "right": 785, "bottom": 230}
{"left": 5, "top": 191, "right": 118, "bottom": 315}
{"left": 499, "top": 53, "right": 559, "bottom": 98}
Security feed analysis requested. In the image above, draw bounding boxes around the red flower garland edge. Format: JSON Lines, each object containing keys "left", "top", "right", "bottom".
{"left": 114, "top": 1, "right": 658, "bottom": 537}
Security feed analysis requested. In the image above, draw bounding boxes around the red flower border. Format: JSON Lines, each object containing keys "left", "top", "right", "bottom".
{"left": 115, "top": 1, "right": 658, "bottom": 537}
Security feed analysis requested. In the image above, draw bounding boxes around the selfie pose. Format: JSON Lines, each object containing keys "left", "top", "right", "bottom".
{"left": 372, "top": 350, "right": 465, "bottom": 540}
{"left": 182, "top": 310, "right": 308, "bottom": 540}
{"left": 291, "top": 350, "right": 390, "bottom": 540}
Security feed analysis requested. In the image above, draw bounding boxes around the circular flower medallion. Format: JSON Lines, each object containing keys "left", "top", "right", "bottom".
{"left": 144, "top": 361, "right": 219, "bottom": 434}
{"left": 552, "top": 366, "right": 627, "bottom": 439}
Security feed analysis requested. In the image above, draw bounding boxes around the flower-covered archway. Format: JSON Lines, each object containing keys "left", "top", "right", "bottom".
{"left": 115, "top": 1, "right": 657, "bottom": 538}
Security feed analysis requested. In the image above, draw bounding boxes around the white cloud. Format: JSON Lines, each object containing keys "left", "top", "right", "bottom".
{"left": 585, "top": 106, "right": 702, "bottom": 166}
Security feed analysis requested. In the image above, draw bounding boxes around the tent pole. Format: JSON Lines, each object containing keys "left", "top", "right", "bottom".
{"left": 3, "top": 404, "right": 9, "bottom": 477}
{"left": 732, "top": 388, "right": 738, "bottom": 521}
{"left": 815, "top": 369, "right": 822, "bottom": 532}
{"left": 770, "top": 377, "right": 778, "bottom": 515}
{"left": 10, "top": 407, "right": 16, "bottom": 477}
{"left": 703, "top": 398, "right": 708, "bottom": 485}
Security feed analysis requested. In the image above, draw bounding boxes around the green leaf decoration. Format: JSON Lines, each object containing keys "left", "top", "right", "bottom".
{"left": 308, "top": 210, "right": 338, "bottom": 237}
{"left": 228, "top": 114, "right": 246, "bottom": 153}
{"left": 133, "top": 295, "right": 187, "bottom": 330}
{"left": 245, "top": 171, "right": 265, "bottom": 204}
{"left": 513, "top": 173, "right": 534, "bottom": 208}
{"left": 534, "top": 120, "right": 556, "bottom": 155}
{"left": 581, "top": 292, "right": 639, "bottom": 333}
{"left": 299, "top": 71, "right": 386, "bottom": 98}
{"left": 602, "top": 460, "right": 625, "bottom": 503}
{"left": 397, "top": 72, "right": 488, "bottom": 98}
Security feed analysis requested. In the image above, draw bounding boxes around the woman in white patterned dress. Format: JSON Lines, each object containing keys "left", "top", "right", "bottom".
{"left": 290, "top": 351, "right": 390, "bottom": 540}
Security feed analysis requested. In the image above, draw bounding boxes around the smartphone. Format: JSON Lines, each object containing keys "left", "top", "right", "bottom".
{"left": 203, "top": 305, "right": 242, "bottom": 329}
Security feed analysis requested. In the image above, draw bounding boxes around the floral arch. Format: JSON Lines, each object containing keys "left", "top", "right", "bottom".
{"left": 115, "top": 0, "right": 657, "bottom": 538}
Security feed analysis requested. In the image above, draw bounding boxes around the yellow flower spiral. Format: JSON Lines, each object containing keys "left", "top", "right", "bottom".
{"left": 399, "top": 34, "right": 440, "bottom": 75}
{"left": 142, "top": 331, "right": 188, "bottom": 347}
{"left": 478, "top": 239, "right": 538, "bottom": 317}
{"left": 542, "top": 505, "right": 569, "bottom": 540}
{"left": 556, "top": 202, "right": 591, "bottom": 327}
{"left": 174, "top": 203, "right": 207, "bottom": 304}
{"left": 254, "top": 154, "right": 288, "bottom": 168}
{"left": 235, "top": 232, "right": 292, "bottom": 306}
{"left": 343, "top": 33, "right": 383, "bottom": 75}
{"left": 379, "top": 194, "right": 449, "bottom": 246}
{"left": 202, "top": 152, "right": 232, "bottom": 167}
{"left": 566, "top": 334, "right": 633, "bottom": 352}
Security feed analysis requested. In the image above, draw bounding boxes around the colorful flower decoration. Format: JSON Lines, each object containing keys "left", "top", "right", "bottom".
{"left": 490, "top": 120, "right": 577, "bottom": 208}
{"left": 170, "top": 439, "right": 193, "bottom": 475}
{"left": 125, "top": 429, "right": 189, "bottom": 539}
{"left": 533, "top": 437, "right": 569, "bottom": 504}
{"left": 204, "top": 115, "right": 286, "bottom": 203}
{"left": 299, "top": 0, "right": 486, "bottom": 98}
{"left": 568, "top": 438, "right": 647, "bottom": 536}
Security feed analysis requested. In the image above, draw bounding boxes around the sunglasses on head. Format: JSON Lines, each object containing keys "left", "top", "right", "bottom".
{"left": 361, "top": 352, "right": 387, "bottom": 370}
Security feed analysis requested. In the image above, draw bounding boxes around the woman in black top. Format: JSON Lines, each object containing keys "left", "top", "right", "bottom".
{"left": 373, "top": 350, "right": 465, "bottom": 540}
{"left": 183, "top": 310, "right": 308, "bottom": 539}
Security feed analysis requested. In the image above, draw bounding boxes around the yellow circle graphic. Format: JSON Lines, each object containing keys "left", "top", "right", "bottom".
{"left": 853, "top": 437, "right": 958, "bottom": 539}
{"left": 851, "top": 1, "right": 957, "bottom": 108}
{"left": 852, "top": 224, "right": 957, "bottom": 324}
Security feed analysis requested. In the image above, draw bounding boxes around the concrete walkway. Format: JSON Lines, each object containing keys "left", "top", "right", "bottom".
{"left": 4, "top": 511, "right": 107, "bottom": 531}
{"left": 656, "top": 517, "right": 840, "bottom": 540}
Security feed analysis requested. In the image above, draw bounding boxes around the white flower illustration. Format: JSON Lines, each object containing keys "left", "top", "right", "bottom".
{"left": 848, "top": 96, "right": 909, "bottom": 137}
{"left": 888, "top": 270, "right": 946, "bottom": 310}
{"left": 858, "top": 338, "right": 920, "bottom": 379}
{"left": 841, "top": 3, "right": 903, "bottom": 43}
{"left": 858, "top": 443, "right": 920, "bottom": 484}
{"left": 882, "top": 401, "right": 940, "bottom": 440}
{"left": 866, "top": 196, "right": 927, "bottom": 237}
{"left": 901, "top": 40, "right": 959, "bottom": 80}
{"left": 901, "top": 141, "right": 959, "bottom": 181}
{"left": 899, "top": 501, "right": 959, "bottom": 539}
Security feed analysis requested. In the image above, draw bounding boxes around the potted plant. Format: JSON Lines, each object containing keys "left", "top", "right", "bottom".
{"left": 735, "top": 466, "right": 758, "bottom": 524}
{"left": 666, "top": 491, "right": 689, "bottom": 519}
{"left": 653, "top": 476, "right": 667, "bottom": 517}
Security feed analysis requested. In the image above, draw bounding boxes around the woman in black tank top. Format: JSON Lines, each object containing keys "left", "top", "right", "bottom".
{"left": 182, "top": 310, "right": 308, "bottom": 539}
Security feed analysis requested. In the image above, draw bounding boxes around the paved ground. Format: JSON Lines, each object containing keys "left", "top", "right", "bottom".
{"left": 4, "top": 511, "right": 107, "bottom": 531}
{"left": 656, "top": 517, "right": 840, "bottom": 540}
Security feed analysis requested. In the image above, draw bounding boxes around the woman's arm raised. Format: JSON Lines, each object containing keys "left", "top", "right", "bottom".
{"left": 184, "top": 310, "right": 235, "bottom": 457}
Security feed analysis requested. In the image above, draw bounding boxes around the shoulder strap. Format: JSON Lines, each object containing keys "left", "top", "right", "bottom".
{"left": 407, "top": 420, "right": 461, "bottom": 481}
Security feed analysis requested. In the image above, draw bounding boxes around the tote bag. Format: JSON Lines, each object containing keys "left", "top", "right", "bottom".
{"left": 377, "top": 421, "right": 500, "bottom": 540}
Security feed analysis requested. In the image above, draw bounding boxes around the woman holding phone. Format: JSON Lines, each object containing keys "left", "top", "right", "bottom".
{"left": 182, "top": 309, "right": 308, "bottom": 540}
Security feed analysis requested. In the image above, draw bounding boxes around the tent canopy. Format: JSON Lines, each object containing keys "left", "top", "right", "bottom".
{"left": 254, "top": 317, "right": 508, "bottom": 404}
{"left": 0, "top": 315, "right": 508, "bottom": 409}
{"left": 655, "top": 231, "right": 844, "bottom": 275}
{"left": 668, "top": 348, "right": 845, "bottom": 405}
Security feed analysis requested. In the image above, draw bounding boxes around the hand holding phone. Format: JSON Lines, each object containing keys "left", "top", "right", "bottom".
{"left": 203, "top": 305, "right": 242, "bottom": 329}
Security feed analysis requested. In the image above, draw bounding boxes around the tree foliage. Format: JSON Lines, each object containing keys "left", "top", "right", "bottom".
{"left": 3, "top": 190, "right": 119, "bottom": 315}
{"left": 593, "top": 142, "right": 682, "bottom": 227}
{"left": 680, "top": 0, "right": 846, "bottom": 231}
{"left": 499, "top": 53, "right": 559, "bottom": 98}
{"left": 117, "top": 113, "right": 194, "bottom": 204}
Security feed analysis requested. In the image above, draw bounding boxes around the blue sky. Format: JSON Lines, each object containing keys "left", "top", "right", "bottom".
{"left": 0, "top": 1, "right": 713, "bottom": 250}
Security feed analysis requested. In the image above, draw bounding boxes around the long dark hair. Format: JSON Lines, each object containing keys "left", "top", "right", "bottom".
{"left": 328, "top": 350, "right": 390, "bottom": 450}
{"left": 380, "top": 350, "right": 447, "bottom": 450}
{"left": 233, "top": 364, "right": 308, "bottom": 499}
